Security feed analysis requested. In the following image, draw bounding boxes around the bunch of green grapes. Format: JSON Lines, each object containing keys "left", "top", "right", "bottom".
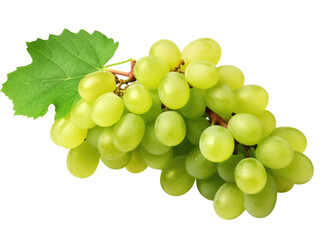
{"left": 50, "top": 37, "right": 313, "bottom": 220}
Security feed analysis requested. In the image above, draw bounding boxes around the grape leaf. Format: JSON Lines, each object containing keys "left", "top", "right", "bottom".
{"left": 1, "top": 29, "right": 118, "bottom": 120}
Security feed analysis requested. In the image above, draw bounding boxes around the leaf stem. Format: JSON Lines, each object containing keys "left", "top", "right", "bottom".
{"left": 104, "top": 58, "right": 136, "bottom": 68}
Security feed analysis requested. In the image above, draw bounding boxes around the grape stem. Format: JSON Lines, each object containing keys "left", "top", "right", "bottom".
{"left": 243, "top": 145, "right": 250, "bottom": 158}
{"left": 205, "top": 108, "right": 228, "bottom": 128}
{"left": 107, "top": 60, "right": 136, "bottom": 82}
{"left": 170, "top": 59, "right": 185, "bottom": 72}
{"left": 107, "top": 60, "right": 137, "bottom": 96}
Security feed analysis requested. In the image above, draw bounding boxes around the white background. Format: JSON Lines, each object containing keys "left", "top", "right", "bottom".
{"left": 0, "top": 0, "right": 319, "bottom": 239}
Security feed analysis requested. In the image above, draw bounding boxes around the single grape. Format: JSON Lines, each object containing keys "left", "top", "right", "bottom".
{"left": 158, "top": 72, "right": 190, "bottom": 109}
{"left": 217, "top": 65, "right": 245, "bottom": 90}
{"left": 86, "top": 126, "right": 105, "bottom": 148}
{"left": 50, "top": 117, "right": 68, "bottom": 146}
{"left": 185, "top": 118, "right": 210, "bottom": 145}
{"left": 70, "top": 100, "right": 95, "bottom": 129}
{"left": 199, "top": 125, "right": 234, "bottom": 162}
{"left": 256, "top": 136, "right": 294, "bottom": 169}
{"left": 91, "top": 92, "right": 124, "bottom": 127}
{"left": 160, "top": 156, "right": 195, "bottom": 196}
{"left": 67, "top": 141, "right": 100, "bottom": 178}
{"left": 205, "top": 84, "right": 236, "bottom": 119}
{"left": 234, "top": 158, "right": 267, "bottom": 194}
{"left": 185, "top": 147, "right": 217, "bottom": 179}
{"left": 78, "top": 71, "right": 116, "bottom": 103}
{"left": 217, "top": 153, "right": 244, "bottom": 183}
{"left": 271, "top": 127, "right": 307, "bottom": 153}
{"left": 58, "top": 119, "right": 87, "bottom": 149}
{"left": 125, "top": 148, "right": 147, "bottom": 173}
{"left": 134, "top": 56, "right": 169, "bottom": 89}
{"left": 243, "top": 174, "right": 277, "bottom": 218}
{"left": 196, "top": 173, "right": 225, "bottom": 201}
{"left": 228, "top": 113, "right": 264, "bottom": 146}
{"left": 113, "top": 113, "right": 145, "bottom": 152}
{"left": 154, "top": 111, "right": 186, "bottom": 147}
{"left": 184, "top": 61, "right": 219, "bottom": 89}
{"left": 140, "top": 145, "right": 172, "bottom": 170}
{"left": 181, "top": 38, "right": 221, "bottom": 69}
{"left": 123, "top": 83, "right": 152, "bottom": 114}
{"left": 139, "top": 90, "right": 162, "bottom": 122}
{"left": 141, "top": 121, "right": 170, "bottom": 155}
{"left": 101, "top": 152, "right": 132, "bottom": 170}
{"left": 149, "top": 39, "right": 181, "bottom": 69}
{"left": 272, "top": 174, "right": 294, "bottom": 193}
{"left": 272, "top": 151, "right": 313, "bottom": 184}
{"left": 214, "top": 183, "right": 245, "bottom": 220}
{"left": 172, "top": 137, "right": 195, "bottom": 157}
{"left": 98, "top": 127, "right": 126, "bottom": 160}
{"left": 180, "top": 88, "right": 206, "bottom": 119}
{"left": 235, "top": 84, "right": 269, "bottom": 116}
{"left": 257, "top": 110, "right": 276, "bottom": 137}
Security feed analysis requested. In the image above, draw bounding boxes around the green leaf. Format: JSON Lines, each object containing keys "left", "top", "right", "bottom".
{"left": 1, "top": 29, "right": 118, "bottom": 120}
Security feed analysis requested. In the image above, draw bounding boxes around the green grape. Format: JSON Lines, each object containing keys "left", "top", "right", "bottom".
{"left": 91, "top": 93, "right": 124, "bottom": 127}
{"left": 217, "top": 65, "right": 245, "bottom": 90}
{"left": 184, "top": 61, "right": 219, "bottom": 89}
{"left": 70, "top": 100, "right": 95, "bottom": 129}
{"left": 180, "top": 88, "right": 206, "bottom": 120}
{"left": 154, "top": 111, "right": 186, "bottom": 147}
{"left": 125, "top": 148, "right": 147, "bottom": 173}
{"left": 140, "top": 90, "right": 162, "bottom": 122}
{"left": 205, "top": 84, "right": 236, "bottom": 119}
{"left": 272, "top": 151, "right": 313, "bottom": 184}
{"left": 181, "top": 38, "right": 221, "bottom": 70}
{"left": 196, "top": 173, "right": 225, "bottom": 200}
{"left": 67, "top": 141, "right": 100, "bottom": 178}
{"left": 272, "top": 174, "right": 294, "bottom": 193}
{"left": 140, "top": 145, "right": 172, "bottom": 170}
{"left": 185, "top": 147, "right": 217, "bottom": 179}
{"left": 217, "top": 153, "right": 244, "bottom": 183}
{"left": 86, "top": 126, "right": 104, "bottom": 148}
{"left": 158, "top": 72, "right": 190, "bottom": 109}
{"left": 194, "top": 87, "right": 207, "bottom": 96}
{"left": 271, "top": 127, "right": 307, "bottom": 153}
{"left": 257, "top": 110, "right": 276, "bottom": 137}
{"left": 123, "top": 83, "right": 152, "bottom": 114}
{"left": 185, "top": 118, "right": 210, "bottom": 145}
{"left": 50, "top": 117, "right": 68, "bottom": 146}
{"left": 172, "top": 137, "right": 195, "bottom": 157}
{"left": 149, "top": 39, "right": 181, "bottom": 69}
{"left": 199, "top": 125, "right": 234, "bottom": 162}
{"left": 101, "top": 152, "right": 132, "bottom": 170}
{"left": 78, "top": 71, "right": 116, "bottom": 103}
{"left": 256, "top": 136, "right": 294, "bottom": 169}
{"left": 243, "top": 174, "right": 277, "bottom": 218}
{"left": 235, "top": 85, "right": 269, "bottom": 116}
{"left": 234, "top": 158, "right": 267, "bottom": 194}
{"left": 134, "top": 56, "right": 169, "bottom": 89}
{"left": 228, "top": 113, "right": 264, "bottom": 146}
{"left": 58, "top": 119, "right": 87, "bottom": 149}
{"left": 141, "top": 121, "right": 170, "bottom": 155}
{"left": 160, "top": 156, "right": 195, "bottom": 196}
{"left": 113, "top": 113, "right": 145, "bottom": 152}
{"left": 98, "top": 127, "right": 125, "bottom": 160}
{"left": 214, "top": 183, "right": 245, "bottom": 220}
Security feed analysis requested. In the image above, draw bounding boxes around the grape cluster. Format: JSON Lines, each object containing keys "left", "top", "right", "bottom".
{"left": 50, "top": 38, "right": 313, "bottom": 219}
